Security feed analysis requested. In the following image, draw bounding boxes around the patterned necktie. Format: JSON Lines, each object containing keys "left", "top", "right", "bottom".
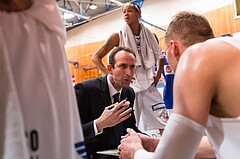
{"left": 113, "top": 93, "right": 124, "bottom": 145}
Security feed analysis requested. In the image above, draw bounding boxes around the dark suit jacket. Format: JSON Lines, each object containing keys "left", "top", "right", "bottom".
{"left": 75, "top": 75, "right": 141, "bottom": 158}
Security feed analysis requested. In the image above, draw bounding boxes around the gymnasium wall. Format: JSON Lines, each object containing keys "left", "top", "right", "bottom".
{"left": 66, "top": 0, "right": 232, "bottom": 47}
{"left": 66, "top": 41, "right": 106, "bottom": 83}
{"left": 66, "top": 2, "right": 240, "bottom": 84}
{"left": 155, "top": 5, "right": 240, "bottom": 49}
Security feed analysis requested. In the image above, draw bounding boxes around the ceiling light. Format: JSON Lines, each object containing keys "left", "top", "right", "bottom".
{"left": 89, "top": 4, "right": 97, "bottom": 10}
{"left": 63, "top": 13, "right": 75, "bottom": 20}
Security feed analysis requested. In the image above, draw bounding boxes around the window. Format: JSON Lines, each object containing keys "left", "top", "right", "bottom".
{"left": 233, "top": 0, "right": 240, "bottom": 19}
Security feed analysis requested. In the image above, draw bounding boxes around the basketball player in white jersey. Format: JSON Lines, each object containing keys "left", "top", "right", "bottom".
{"left": 0, "top": 0, "right": 86, "bottom": 158}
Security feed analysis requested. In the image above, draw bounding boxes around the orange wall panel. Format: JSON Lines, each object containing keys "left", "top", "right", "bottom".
{"left": 66, "top": 41, "right": 108, "bottom": 84}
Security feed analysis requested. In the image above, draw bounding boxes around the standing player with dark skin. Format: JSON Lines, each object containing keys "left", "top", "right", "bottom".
{"left": 92, "top": 2, "right": 166, "bottom": 133}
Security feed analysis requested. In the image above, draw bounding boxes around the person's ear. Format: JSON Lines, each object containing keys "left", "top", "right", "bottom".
{"left": 107, "top": 64, "right": 113, "bottom": 74}
{"left": 137, "top": 12, "right": 141, "bottom": 19}
{"left": 170, "top": 40, "right": 180, "bottom": 57}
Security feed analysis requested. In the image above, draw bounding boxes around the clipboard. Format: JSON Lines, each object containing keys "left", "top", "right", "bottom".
{"left": 96, "top": 149, "right": 118, "bottom": 156}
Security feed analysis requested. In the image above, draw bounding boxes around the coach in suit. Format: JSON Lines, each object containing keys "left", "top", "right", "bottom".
{"left": 75, "top": 47, "right": 142, "bottom": 159}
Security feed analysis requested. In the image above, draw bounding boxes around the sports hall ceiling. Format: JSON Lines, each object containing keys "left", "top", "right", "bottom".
{"left": 57, "top": 0, "right": 144, "bottom": 31}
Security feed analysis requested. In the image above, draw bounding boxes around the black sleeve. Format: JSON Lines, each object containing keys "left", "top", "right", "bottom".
{"left": 74, "top": 83, "right": 99, "bottom": 143}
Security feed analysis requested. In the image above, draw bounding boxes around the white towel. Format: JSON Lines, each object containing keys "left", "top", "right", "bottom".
{"left": 119, "top": 23, "right": 163, "bottom": 69}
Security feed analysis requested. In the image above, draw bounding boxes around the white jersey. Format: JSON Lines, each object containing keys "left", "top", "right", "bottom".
{"left": 0, "top": 1, "right": 86, "bottom": 159}
{"left": 205, "top": 37, "right": 240, "bottom": 159}
{"left": 206, "top": 115, "right": 240, "bottom": 159}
